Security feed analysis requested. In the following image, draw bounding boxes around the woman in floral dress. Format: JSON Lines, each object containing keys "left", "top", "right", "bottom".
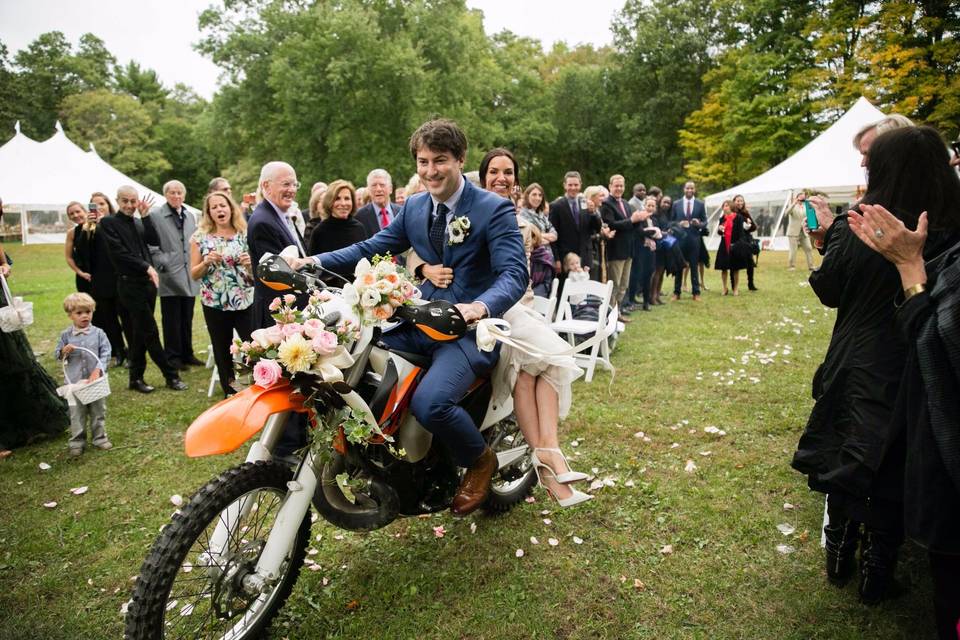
{"left": 190, "top": 192, "right": 254, "bottom": 396}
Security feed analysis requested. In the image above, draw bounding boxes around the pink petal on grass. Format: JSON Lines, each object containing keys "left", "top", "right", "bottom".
{"left": 660, "top": 544, "right": 673, "bottom": 555}
{"left": 38, "top": 462, "right": 52, "bottom": 471}
{"left": 70, "top": 486, "right": 89, "bottom": 495}
{"left": 43, "top": 501, "right": 58, "bottom": 509}
{"left": 530, "top": 536, "right": 540, "bottom": 545}
{"left": 548, "top": 538, "right": 559, "bottom": 546}
{"left": 433, "top": 525, "right": 445, "bottom": 538}
{"left": 170, "top": 494, "right": 184, "bottom": 507}
{"left": 572, "top": 536, "right": 584, "bottom": 545}
{"left": 684, "top": 460, "right": 697, "bottom": 473}
{"left": 515, "top": 548, "right": 524, "bottom": 558}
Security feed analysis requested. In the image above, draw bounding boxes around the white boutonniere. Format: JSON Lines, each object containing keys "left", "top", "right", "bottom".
{"left": 448, "top": 215, "right": 471, "bottom": 245}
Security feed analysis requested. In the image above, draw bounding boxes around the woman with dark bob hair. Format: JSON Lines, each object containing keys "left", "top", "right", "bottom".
{"left": 845, "top": 126, "right": 960, "bottom": 639}
{"left": 790, "top": 124, "right": 960, "bottom": 607}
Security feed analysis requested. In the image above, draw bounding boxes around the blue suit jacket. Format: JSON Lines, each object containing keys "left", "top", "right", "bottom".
{"left": 670, "top": 198, "right": 708, "bottom": 243}
{"left": 248, "top": 200, "right": 308, "bottom": 328}
{"left": 318, "top": 178, "right": 529, "bottom": 320}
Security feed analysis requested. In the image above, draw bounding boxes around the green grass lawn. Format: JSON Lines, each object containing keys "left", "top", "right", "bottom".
{"left": 0, "top": 244, "right": 936, "bottom": 639}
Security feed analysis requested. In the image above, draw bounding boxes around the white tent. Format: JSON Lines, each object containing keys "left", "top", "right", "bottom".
{"left": 704, "top": 97, "right": 886, "bottom": 249}
{"left": 0, "top": 122, "right": 167, "bottom": 244}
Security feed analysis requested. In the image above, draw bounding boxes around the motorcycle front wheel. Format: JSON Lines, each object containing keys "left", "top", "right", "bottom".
{"left": 125, "top": 461, "right": 310, "bottom": 640}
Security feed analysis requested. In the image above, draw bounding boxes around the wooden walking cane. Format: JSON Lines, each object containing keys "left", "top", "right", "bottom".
{"left": 600, "top": 237, "right": 607, "bottom": 283}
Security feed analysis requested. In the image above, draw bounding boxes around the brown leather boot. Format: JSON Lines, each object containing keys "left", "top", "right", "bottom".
{"left": 451, "top": 447, "right": 497, "bottom": 516}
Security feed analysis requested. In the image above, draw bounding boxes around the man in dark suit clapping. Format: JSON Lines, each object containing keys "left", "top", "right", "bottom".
{"left": 670, "top": 181, "right": 707, "bottom": 301}
{"left": 549, "top": 171, "right": 602, "bottom": 280}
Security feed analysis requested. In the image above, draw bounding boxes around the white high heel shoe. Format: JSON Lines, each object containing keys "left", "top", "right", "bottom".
{"left": 534, "top": 461, "right": 593, "bottom": 508}
{"left": 531, "top": 448, "right": 589, "bottom": 484}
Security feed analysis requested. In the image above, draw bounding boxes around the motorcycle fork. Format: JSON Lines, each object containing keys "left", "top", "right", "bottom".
{"left": 204, "top": 411, "right": 292, "bottom": 560}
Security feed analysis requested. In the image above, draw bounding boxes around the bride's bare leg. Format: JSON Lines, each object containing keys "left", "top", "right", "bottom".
{"left": 533, "top": 377, "right": 576, "bottom": 501}
{"left": 513, "top": 371, "right": 541, "bottom": 450}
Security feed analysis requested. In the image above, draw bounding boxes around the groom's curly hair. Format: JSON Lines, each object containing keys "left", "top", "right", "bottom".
{"left": 409, "top": 119, "right": 467, "bottom": 162}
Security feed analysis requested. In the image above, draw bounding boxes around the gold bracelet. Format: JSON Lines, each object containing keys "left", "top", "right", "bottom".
{"left": 903, "top": 283, "right": 926, "bottom": 300}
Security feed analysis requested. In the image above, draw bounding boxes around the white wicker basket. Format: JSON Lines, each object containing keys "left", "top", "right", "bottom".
{"left": 62, "top": 346, "right": 111, "bottom": 405}
{"left": 0, "top": 272, "right": 33, "bottom": 333}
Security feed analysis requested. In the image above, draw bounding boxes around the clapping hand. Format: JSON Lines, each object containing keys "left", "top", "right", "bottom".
{"left": 137, "top": 194, "right": 157, "bottom": 216}
{"left": 204, "top": 250, "right": 223, "bottom": 267}
{"left": 848, "top": 204, "right": 927, "bottom": 267}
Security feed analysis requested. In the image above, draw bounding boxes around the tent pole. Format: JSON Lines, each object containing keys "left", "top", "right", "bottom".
{"left": 768, "top": 190, "right": 793, "bottom": 247}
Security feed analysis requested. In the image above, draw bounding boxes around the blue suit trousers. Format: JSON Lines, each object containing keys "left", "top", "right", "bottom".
{"left": 380, "top": 325, "right": 497, "bottom": 467}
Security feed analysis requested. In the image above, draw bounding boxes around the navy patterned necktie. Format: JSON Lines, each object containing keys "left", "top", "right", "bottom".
{"left": 430, "top": 203, "right": 449, "bottom": 256}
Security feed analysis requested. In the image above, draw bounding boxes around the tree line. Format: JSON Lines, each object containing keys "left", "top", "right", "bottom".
{"left": 1, "top": 0, "right": 956, "bottom": 208}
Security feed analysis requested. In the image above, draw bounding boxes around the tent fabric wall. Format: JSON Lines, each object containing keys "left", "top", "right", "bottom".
{"left": 0, "top": 122, "right": 172, "bottom": 244}
{"left": 704, "top": 97, "right": 885, "bottom": 210}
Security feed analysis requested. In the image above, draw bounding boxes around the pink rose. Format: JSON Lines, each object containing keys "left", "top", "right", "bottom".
{"left": 253, "top": 359, "right": 283, "bottom": 388}
{"left": 302, "top": 318, "right": 325, "bottom": 339}
{"left": 229, "top": 343, "right": 240, "bottom": 355}
{"left": 264, "top": 324, "right": 284, "bottom": 345}
{"left": 401, "top": 281, "right": 415, "bottom": 298}
{"left": 249, "top": 329, "right": 271, "bottom": 349}
{"left": 284, "top": 294, "right": 296, "bottom": 305}
{"left": 311, "top": 330, "right": 338, "bottom": 356}
{"left": 281, "top": 322, "right": 303, "bottom": 338}
{"left": 268, "top": 297, "right": 283, "bottom": 311}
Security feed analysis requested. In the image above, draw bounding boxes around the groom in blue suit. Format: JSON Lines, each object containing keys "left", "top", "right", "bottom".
{"left": 290, "top": 119, "right": 528, "bottom": 515}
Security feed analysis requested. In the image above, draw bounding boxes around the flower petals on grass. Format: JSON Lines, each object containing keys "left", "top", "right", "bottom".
{"left": 38, "top": 462, "right": 51, "bottom": 471}
{"left": 515, "top": 548, "right": 524, "bottom": 558}
{"left": 684, "top": 460, "right": 697, "bottom": 473}
{"left": 776, "top": 544, "right": 796, "bottom": 555}
{"left": 432, "top": 526, "right": 445, "bottom": 538}
{"left": 43, "top": 501, "right": 57, "bottom": 509}
{"left": 777, "top": 523, "right": 796, "bottom": 536}
{"left": 70, "top": 486, "right": 89, "bottom": 495}
{"left": 169, "top": 494, "right": 184, "bottom": 507}
{"left": 660, "top": 544, "right": 673, "bottom": 555}
{"left": 548, "top": 538, "right": 559, "bottom": 546}
{"left": 573, "top": 536, "right": 584, "bottom": 545}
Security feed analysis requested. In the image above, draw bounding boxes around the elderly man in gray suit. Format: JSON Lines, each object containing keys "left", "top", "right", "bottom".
{"left": 148, "top": 180, "right": 202, "bottom": 369}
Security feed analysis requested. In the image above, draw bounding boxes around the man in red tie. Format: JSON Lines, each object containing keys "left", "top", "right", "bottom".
{"left": 356, "top": 168, "right": 402, "bottom": 238}
{"left": 600, "top": 174, "right": 643, "bottom": 321}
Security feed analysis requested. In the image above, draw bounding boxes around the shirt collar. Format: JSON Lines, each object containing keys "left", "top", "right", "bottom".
{"left": 265, "top": 197, "right": 289, "bottom": 215}
{"left": 72, "top": 326, "right": 92, "bottom": 335}
{"left": 431, "top": 175, "right": 465, "bottom": 216}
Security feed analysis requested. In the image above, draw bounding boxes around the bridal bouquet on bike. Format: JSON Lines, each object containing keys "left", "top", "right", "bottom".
{"left": 233, "top": 255, "right": 420, "bottom": 389}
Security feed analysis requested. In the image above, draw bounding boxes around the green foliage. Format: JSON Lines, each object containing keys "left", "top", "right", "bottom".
{"left": 1, "top": 0, "right": 959, "bottom": 207}
{"left": 59, "top": 89, "right": 171, "bottom": 184}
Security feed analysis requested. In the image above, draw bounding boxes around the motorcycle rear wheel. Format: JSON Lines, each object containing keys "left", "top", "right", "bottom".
{"left": 125, "top": 461, "right": 310, "bottom": 640}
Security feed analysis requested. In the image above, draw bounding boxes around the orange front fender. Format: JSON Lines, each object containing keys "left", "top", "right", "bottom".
{"left": 184, "top": 383, "right": 309, "bottom": 457}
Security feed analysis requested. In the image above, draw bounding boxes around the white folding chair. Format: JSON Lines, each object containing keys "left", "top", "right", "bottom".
{"left": 550, "top": 279, "right": 614, "bottom": 382}
{"left": 531, "top": 278, "right": 560, "bottom": 323}
{"left": 207, "top": 330, "right": 241, "bottom": 398}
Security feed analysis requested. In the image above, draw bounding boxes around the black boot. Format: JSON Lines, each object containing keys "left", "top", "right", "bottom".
{"left": 859, "top": 527, "right": 901, "bottom": 605}
{"left": 824, "top": 518, "right": 860, "bottom": 586}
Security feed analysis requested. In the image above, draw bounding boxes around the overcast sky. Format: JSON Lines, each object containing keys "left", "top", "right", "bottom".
{"left": 0, "top": 0, "right": 623, "bottom": 100}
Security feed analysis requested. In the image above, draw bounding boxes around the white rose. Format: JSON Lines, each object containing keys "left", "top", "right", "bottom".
{"left": 341, "top": 283, "right": 360, "bottom": 306}
{"left": 360, "top": 287, "right": 381, "bottom": 308}
{"left": 353, "top": 258, "right": 372, "bottom": 279}
{"left": 459, "top": 216, "right": 471, "bottom": 230}
{"left": 374, "top": 259, "right": 396, "bottom": 276}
